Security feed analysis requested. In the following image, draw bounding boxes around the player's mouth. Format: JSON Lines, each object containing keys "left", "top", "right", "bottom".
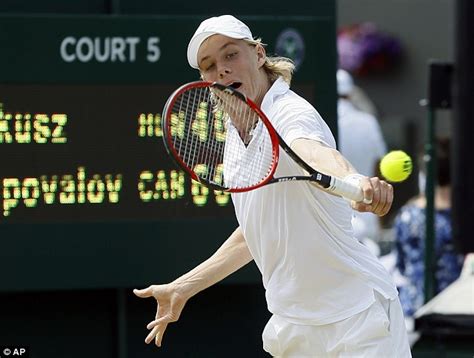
{"left": 229, "top": 82, "right": 242, "bottom": 89}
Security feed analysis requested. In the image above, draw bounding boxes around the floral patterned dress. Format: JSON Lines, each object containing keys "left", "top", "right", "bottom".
{"left": 394, "top": 204, "right": 464, "bottom": 317}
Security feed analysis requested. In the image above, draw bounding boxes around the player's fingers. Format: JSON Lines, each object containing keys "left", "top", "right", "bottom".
{"left": 371, "top": 177, "right": 389, "bottom": 214}
{"left": 155, "top": 330, "right": 162, "bottom": 347}
{"left": 133, "top": 286, "right": 153, "bottom": 298}
{"left": 155, "top": 323, "right": 169, "bottom": 347}
{"left": 351, "top": 177, "right": 373, "bottom": 211}
{"left": 378, "top": 182, "right": 393, "bottom": 216}
{"left": 147, "top": 319, "right": 159, "bottom": 330}
{"left": 371, "top": 181, "right": 389, "bottom": 216}
{"left": 360, "top": 177, "right": 374, "bottom": 205}
{"left": 144, "top": 320, "right": 168, "bottom": 346}
{"left": 145, "top": 325, "right": 160, "bottom": 344}
{"left": 370, "top": 178, "right": 382, "bottom": 208}
{"left": 147, "top": 316, "right": 171, "bottom": 330}
{"left": 351, "top": 200, "right": 372, "bottom": 213}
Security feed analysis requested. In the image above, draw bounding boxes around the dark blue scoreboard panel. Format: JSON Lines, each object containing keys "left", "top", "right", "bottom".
{"left": 0, "top": 15, "right": 334, "bottom": 290}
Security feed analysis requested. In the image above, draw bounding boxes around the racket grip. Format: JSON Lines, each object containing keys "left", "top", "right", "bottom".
{"left": 328, "top": 176, "right": 364, "bottom": 202}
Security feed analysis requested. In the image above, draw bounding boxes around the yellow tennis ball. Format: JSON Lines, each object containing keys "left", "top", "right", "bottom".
{"left": 380, "top": 150, "right": 413, "bottom": 182}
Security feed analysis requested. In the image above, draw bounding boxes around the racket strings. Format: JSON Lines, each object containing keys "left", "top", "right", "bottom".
{"left": 212, "top": 90, "right": 257, "bottom": 145}
{"left": 174, "top": 87, "right": 224, "bottom": 185}
{"left": 168, "top": 86, "right": 275, "bottom": 190}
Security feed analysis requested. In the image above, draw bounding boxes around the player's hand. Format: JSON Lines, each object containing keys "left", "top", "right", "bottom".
{"left": 352, "top": 176, "right": 393, "bottom": 217}
{"left": 133, "top": 283, "right": 188, "bottom": 347}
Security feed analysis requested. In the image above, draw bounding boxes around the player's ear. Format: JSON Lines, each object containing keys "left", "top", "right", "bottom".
{"left": 256, "top": 44, "right": 266, "bottom": 68}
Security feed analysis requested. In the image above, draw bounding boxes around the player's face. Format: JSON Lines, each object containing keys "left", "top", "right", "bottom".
{"left": 197, "top": 35, "right": 268, "bottom": 105}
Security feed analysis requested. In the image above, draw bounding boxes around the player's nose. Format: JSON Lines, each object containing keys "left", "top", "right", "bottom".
{"left": 218, "top": 67, "right": 231, "bottom": 79}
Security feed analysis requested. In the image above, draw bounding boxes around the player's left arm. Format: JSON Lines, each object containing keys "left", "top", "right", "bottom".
{"left": 291, "top": 138, "right": 393, "bottom": 216}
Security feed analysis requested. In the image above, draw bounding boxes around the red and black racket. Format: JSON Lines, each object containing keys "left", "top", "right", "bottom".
{"left": 162, "top": 81, "right": 363, "bottom": 202}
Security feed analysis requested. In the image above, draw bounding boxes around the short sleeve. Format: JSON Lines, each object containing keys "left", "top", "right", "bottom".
{"left": 276, "top": 109, "right": 336, "bottom": 149}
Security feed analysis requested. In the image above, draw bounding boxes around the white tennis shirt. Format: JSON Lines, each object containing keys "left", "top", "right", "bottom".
{"left": 230, "top": 78, "right": 398, "bottom": 325}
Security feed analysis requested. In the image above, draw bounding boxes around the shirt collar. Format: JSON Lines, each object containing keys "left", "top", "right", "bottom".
{"left": 261, "top": 77, "right": 289, "bottom": 113}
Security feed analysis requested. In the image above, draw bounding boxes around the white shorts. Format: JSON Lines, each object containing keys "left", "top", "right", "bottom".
{"left": 262, "top": 291, "right": 412, "bottom": 357}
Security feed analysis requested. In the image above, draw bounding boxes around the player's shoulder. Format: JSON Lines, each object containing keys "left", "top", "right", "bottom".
{"left": 274, "top": 89, "right": 320, "bottom": 118}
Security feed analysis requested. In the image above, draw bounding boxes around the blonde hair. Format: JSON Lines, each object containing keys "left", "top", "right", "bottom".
{"left": 246, "top": 38, "right": 295, "bottom": 85}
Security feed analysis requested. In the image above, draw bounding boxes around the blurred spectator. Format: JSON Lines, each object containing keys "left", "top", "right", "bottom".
{"left": 337, "top": 22, "right": 403, "bottom": 77}
{"left": 337, "top": 69, "right": 387, "bottom": 253}
{"left": 349, "top": 85, "right": 378, "bottom": 117}
{"left": 394, "top": 137, "right": 464, "bottom": 317}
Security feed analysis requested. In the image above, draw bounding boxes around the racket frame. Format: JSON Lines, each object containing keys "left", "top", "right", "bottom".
{"left": 162, "top": 81, "right": 363, "bottom": 202}
{"left": 162, "top": 81, "right": 280, "bottom": 192}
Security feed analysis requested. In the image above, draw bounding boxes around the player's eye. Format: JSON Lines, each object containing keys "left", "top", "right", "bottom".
{"left": 203, "top": 63, "right": 215, "bottom": 72}
{"left": 226, "top": 52, "right": 237, "bottom": 60}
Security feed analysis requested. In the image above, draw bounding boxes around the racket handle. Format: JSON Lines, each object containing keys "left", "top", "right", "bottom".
{"left": 328, "top": 176, "right": 365, "bottom": 202}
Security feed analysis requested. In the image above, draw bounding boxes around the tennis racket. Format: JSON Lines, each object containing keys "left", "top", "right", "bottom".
{"left": 161, "top": 81, "right": 364, "bottom": 202}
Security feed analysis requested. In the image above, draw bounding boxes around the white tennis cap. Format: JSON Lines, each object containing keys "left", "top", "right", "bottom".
{"left": 337, "top": 69, "right": 354, "bottom": 96}
{"left": 187, "top": 15, "right": 254, "bottom": 69}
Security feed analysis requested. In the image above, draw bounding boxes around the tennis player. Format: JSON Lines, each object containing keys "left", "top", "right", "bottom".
{"left": 134, "top": 15, "right": 411, "bottom": 357}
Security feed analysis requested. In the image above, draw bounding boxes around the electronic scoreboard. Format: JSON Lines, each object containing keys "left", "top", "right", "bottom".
{"left": 0, "top": 15, "right": 335, "bottom": 290}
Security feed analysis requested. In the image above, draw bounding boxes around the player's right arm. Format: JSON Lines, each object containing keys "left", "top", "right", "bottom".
{"left": 291, "top": 138, "right": 393, "bottom": 217}
{"left": 133, "top": 226, "right": 252, "bottom": 346}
